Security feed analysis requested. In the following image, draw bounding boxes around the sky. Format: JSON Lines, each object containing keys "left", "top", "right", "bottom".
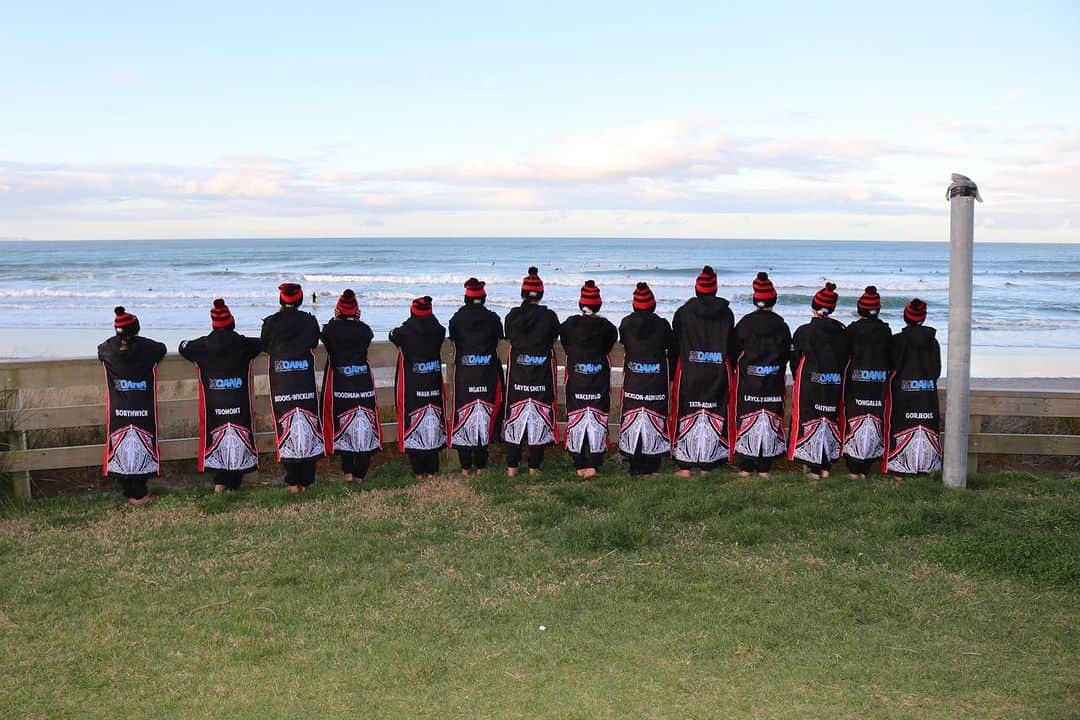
{"left": 1, "top": 1, "right": 1078, "bottom": 242}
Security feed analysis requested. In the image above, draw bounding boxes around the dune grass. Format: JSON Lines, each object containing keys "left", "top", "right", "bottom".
{"left": 0, "top": 460, "right": 1077, "bottom": 719}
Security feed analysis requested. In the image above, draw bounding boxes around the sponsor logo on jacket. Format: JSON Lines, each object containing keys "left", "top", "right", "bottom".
{"left": 810, "top": 372, "right": 842, "bottom": 384}
{"left": 688, "top": 350, "right": 724, "bottom": 364}
{"left": 274, "top": 359, "right": 309, "bottom": 372}
{"left": 746, "top": 364, "right": 780, "bottom": 376}
{"left": 114, "top": 379, "right": 148, "bottom": 391}
{"left": 851, "top": 368, "right": 888, "bottom": 382}
{"left": 901, "top": 379, "right": 936, "bottom": 391}
{"left": 628, "top": 361, "right": 661, "bottom": 374}
{"left": 461, "top": 354, "right": 492, "bottom": 366}
{"left": 339, "top": 364, "right": 369, "bottom": 376}
{"left": 209, "top": 377, "right": 243, "bottom": 390}
{"left": 412, "top": 360, "right": 441, "bottom": 374}
{"left": 516, "top": 353, "right": 549, "bottom": 366}
{"left": 574, "top": 362, "right": 603, "bottom": 375}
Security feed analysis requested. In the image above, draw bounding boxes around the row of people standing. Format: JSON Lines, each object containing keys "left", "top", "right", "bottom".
{"left": 97, "top": 266, "right": 942, "bottom": 505}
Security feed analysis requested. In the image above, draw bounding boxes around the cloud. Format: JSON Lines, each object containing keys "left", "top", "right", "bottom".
{"left": 1, "top": 117, "right": 1076, "bottom": 240}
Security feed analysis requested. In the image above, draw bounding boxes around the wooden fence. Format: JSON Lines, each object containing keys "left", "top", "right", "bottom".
{"left": 2, "top": 342, "right": 1079, "bottom": 498}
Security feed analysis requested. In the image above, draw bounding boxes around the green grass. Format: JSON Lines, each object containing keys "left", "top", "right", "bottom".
{"left": 1, "top": 460, "right": 1077, "bottom": 719}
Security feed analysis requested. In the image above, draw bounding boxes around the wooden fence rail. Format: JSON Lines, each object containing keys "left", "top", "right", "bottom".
{"left": 2, "top": 341, "right": 1078, "bottom": 498}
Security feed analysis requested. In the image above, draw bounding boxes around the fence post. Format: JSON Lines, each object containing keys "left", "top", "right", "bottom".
{"left": 943, "top": 174, "right": 981, "bottom": 489}
{"left": 10, "top": 389, "right": 32, "bottom": 499}
{"left": 967, "top": 414, "right": 982, "bottom": 475}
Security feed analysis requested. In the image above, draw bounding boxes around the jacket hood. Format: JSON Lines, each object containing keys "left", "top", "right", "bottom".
{"left": 690, "top": 295, "right": 730, "bottom": 318}
{"left": 902, "top": 323, "right": 937, "bottom": 348}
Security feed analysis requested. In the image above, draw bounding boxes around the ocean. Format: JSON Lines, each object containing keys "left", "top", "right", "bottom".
{"left": 1, "top": 238, "right": 1078, "bottom": 377}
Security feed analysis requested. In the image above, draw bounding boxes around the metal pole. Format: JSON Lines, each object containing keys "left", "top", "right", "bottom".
{"left": 943, "top": 174, "right": 981, "bottom": 488}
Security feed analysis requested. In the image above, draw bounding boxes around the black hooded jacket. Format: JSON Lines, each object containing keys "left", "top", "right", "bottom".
{"left": 98, "top": 335, "right": 168, "bottom": 477}
{"left": 179, "top": 328, "right": 263, "bottom": 472}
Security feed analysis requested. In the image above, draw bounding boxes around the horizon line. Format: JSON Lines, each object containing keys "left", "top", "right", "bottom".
{"left": 2, "top": 235, "right": 1077, "bottom": 245}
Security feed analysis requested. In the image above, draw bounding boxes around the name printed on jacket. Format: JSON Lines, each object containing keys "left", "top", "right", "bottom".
{"left": 624, "top": 392, "right": 666, "bottom": 401}
{"left": 742, "top": 394, "right": 783, "bottom": 403}
{"left": 334, "top": 390, "right": 376, "bottom": 399}
{"left": 514, "top": 383, "right": 547, "bottom": 393}
{"left": 115, "top": 409, "right": 149, "bottom": 417}
{"left": 214, "top": 407, "right": 241, "bottom": 416}
{"left": 274, "top": 392, "right": 316, "bottom": 402}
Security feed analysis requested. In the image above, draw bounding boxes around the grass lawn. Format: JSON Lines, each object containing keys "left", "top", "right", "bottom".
{"left": 1, "top": 461, "right": 1077, "bottom": 719}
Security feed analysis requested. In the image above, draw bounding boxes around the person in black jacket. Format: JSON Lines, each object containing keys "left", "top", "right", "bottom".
{"left": 503, "top": 267, "right": 561, "bottom": 477}
{"left": 179, "top": 299, "right": 263, "bottom": 493}
{"left": 617, "top": 282, "right": 673, "bottom": 476}
{"left": 389, "top": 296, "right": 447, "bottom": 478}
{"left": 732, "top": 273, "right": 791, "bottom": 478}
{"left": 99, "top": 306, "right": 167, "bottom": 505}
{"left": 670, "top": 265, "right": 736, "bottom": 477}
{"left": 322, "top": 289, "right": 381, "bottom": 484}
{"left": 841, "top": 286, "right": 892, "bottom": 479}
{"left": 884, "top": 298, "right": 942, "bottom": 477}
{"left": 448, "top": 278, "right": 504, "bottom": 476}
{"left": 560, "top": 281, "right": 618, "bottom": 477}
{"left": 261, "top": 283, "right": 323, "bottom": 493}
{"left": 789, "top": 283, "right": 849, "bottom": 479}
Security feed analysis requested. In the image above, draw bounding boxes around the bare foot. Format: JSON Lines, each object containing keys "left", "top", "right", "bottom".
{"left": 848, "top": 473, "right": 860, "bottom": 480}
{"left": 821, "top": 470, "right": 830, "bottom": 479}
{"left": 859, "top": 474, "right": 868, "bottom": 480}
{"left": 758, "top": 472, "right": 770, "bottom": 478}
{"left": 807, "top": 472, "right": 821, "bottom": 481}
{"left": 698, "top": 469, "right": 709, "bottom": 477}
{"left": 426, "top": 474, "right": 435, "bottom": 479}
{"left": 582, "top": 468, "right": 597, "bottom": 479}
{"left": 127, "top": 493, "right": 155, "bottom": 507}
{"left": 214, "top": 484, "right": 227, "bottom": 494}
{"left": 738, "top": 470, "right": 751, "bottom": 478}
{"left": 343, "top": 473, "right": 355, "bottom": 483}
{"left": 461, "top": 469, "right": 471, "bottom": 478}
{"left": 286, "top": 485, "right": 303, "bottom": 494}
{"left": 575, "top": 469, "right": 586, "bottom": 478}
{"left": 675, "top": 469, "right": 692, "bottom": 478}
{"left": 529, "top": 468, "right": 539, "bottom": 476}
{"left": 507, "top": 467, "right": 519, "bottom": 478}
{"left": 300, "top": 485, "right": 310, "bottom": 493}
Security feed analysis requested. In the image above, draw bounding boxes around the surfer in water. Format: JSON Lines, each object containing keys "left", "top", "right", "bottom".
{"left": 261, "top": 283, "right": 323, "bottom": 493}
{"left": 841, "top": 286, "right": 892, "bottom": 479}
{"left": 732, "top": 273, "right": 791, "bottom": 478}
{"left": 321, "top": 289, "right": 381, "bottom": 484}
{"left": 179, "top": 299, "right": 263, "bottom": 493}
{"left": 789, "top": 283, "right": 849, "bottom": 480}
{"left": 503, "top": 267, "right": 560, "bottom": 477}
{"left": 389, "top": 296, "right": 447, "bottom": 478}
{"left": 448, "top": 278, "right": 504, "bottom": 477}
{"left": 560, "top": 281, "right": 618, "bottom": 478}
{"left": 99, "top": 307, "right": 167, "bottom": 506}
{"left": 884, "top": 299, "right": 942, "bottom": 478}
{"left": 670, "top": 265, "right": 736, "bottom": 477}
{"left": 617, "top": 282, "right": 673, "bottom": 476}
